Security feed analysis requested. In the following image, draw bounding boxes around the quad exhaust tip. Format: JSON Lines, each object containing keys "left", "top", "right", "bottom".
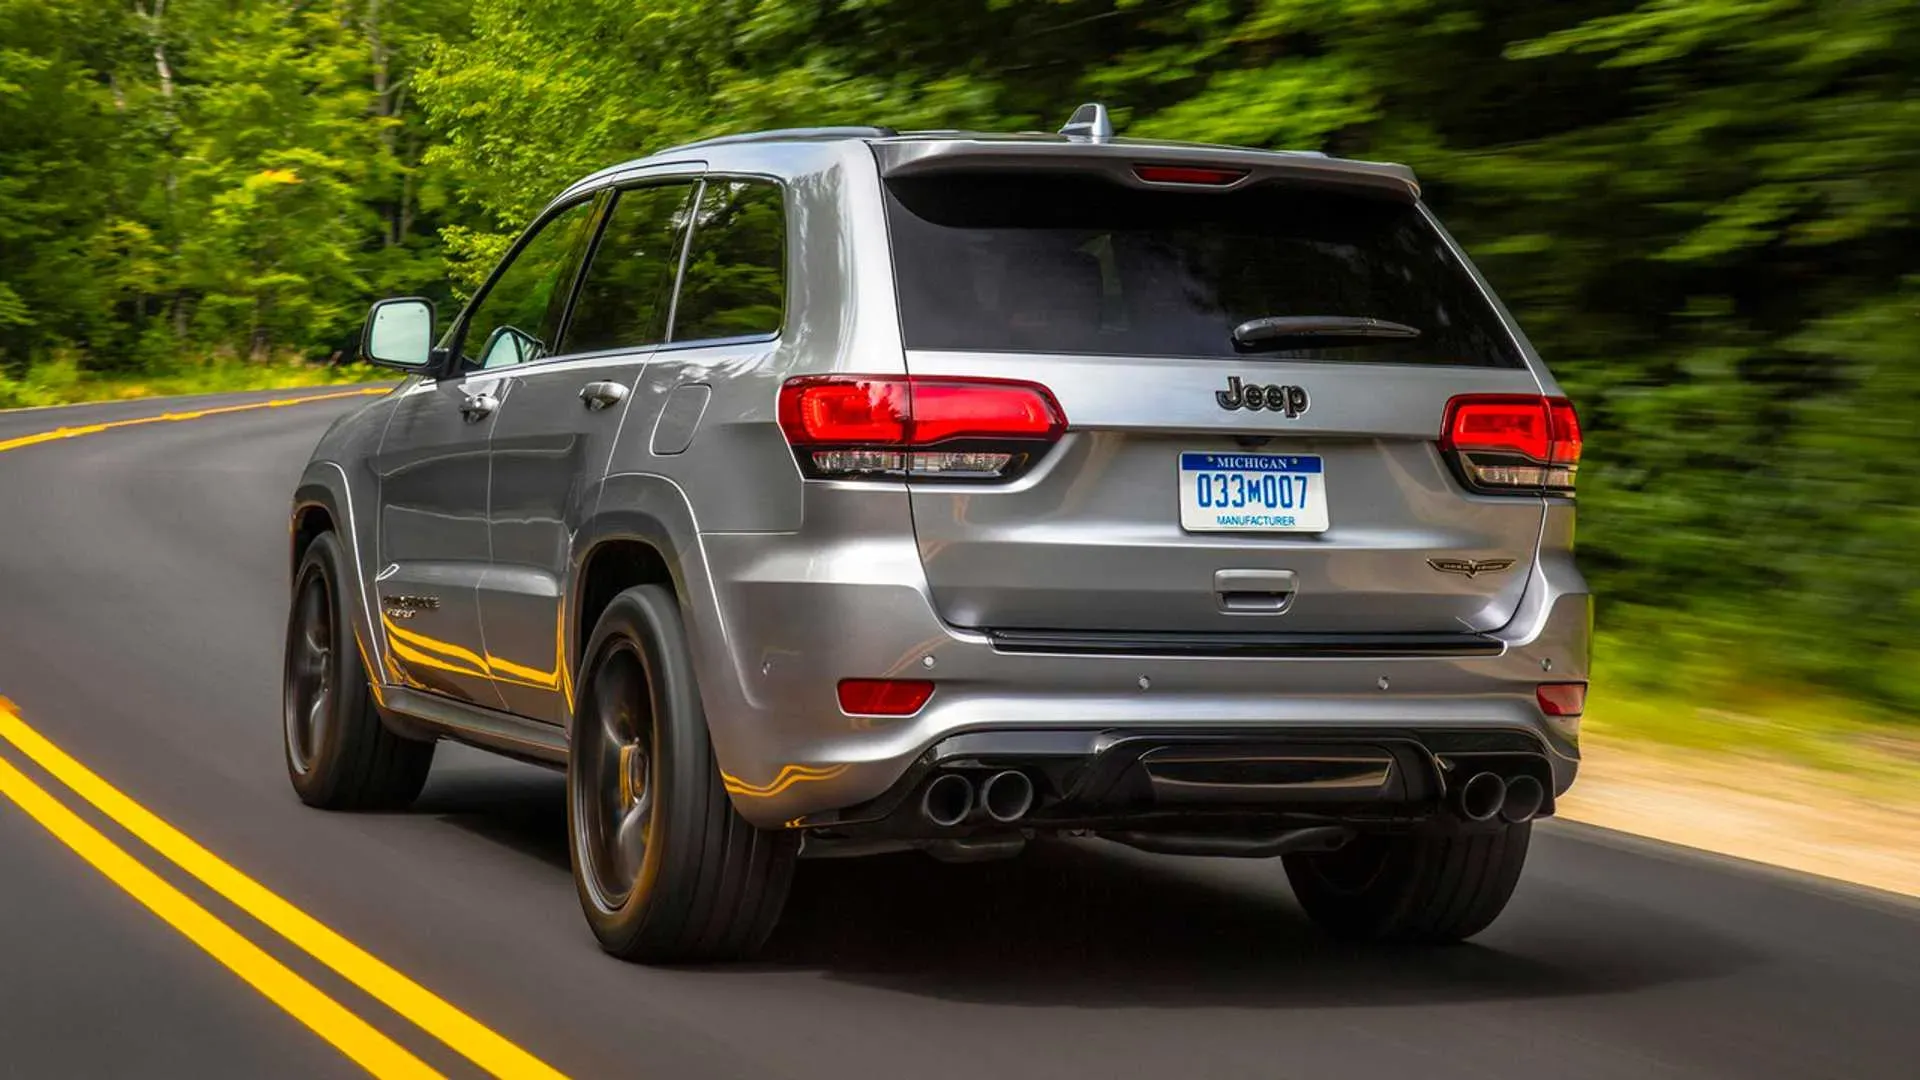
{"left": 979, "top": 770, "right": 1035, "bottom": 824}
{"left": 1501, "top": 774, "right": 1545, "bottom": 824}
{"left": 1453, "top": 770, "right": 1546, "bottom": 824}
{"left": 1455, "top": 771, "right": 1507, "bottom": 822}
{"left": 920, "top": 773, "right": 974, "bottom": 828}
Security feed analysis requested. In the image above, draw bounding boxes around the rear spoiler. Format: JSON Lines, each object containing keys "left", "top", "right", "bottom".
{"left": 870, "top": 137, "right": 1421, "bottom": 201}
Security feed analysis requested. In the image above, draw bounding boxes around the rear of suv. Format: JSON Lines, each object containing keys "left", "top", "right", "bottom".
{"left": 287, "top": 104, "right": 1590, "bottom": 964}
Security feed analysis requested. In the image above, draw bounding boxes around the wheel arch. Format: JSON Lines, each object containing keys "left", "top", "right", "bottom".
{"left": 291, "top": 464, "right": 387, "bottom": 695}
{"left": 568, "top": 473, "right": 748, "bottom": 780}
{"left": 568, "top": 474, "right": 707, "bottom": 672}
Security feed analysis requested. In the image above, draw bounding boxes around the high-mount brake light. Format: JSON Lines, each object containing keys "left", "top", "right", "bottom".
{"left": 1132, "top": 164, "right": 1249, "bottom": 187}
{"left": 1441, "top": 394, "right": 1582, "bottom": 495}
{"left": 777, "top": 376, "right": 1066, "bottom": 481}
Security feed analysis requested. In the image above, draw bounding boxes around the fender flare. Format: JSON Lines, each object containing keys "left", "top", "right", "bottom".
{"left": 568, "top": 472, "right": 752, "bottom": 782}
{"left": 290, "top": 463, "right": 422, "bottom": 735}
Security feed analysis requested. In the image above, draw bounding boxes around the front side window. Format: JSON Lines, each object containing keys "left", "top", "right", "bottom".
{"left": 561, "top": 183, "right": 697, "bottom": 355}
{"left": 459, "top": 199, "right": 598, "bottom": 371}
{"left": 671, "top": 179, "right": 785, "bottom": 343}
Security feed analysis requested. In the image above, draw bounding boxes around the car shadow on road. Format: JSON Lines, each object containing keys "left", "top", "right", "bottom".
{"left": 415, "top": 764, "right": 572, "bottom": 873}
{"left": 413, "top": 767, "right": 1760, "bottom": 1009}
{"left": 756, "top": 839, "right": 1762, "bottom": 1009}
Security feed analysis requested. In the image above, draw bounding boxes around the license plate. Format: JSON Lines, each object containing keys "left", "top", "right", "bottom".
{"left": 1178, "top": 452, "right": 1328, "bottom": 532}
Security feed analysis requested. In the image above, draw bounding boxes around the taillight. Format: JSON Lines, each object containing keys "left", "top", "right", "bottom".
{"left": 1441, "top": 394, "right": 1581, "bottom": 495}
{"left": 778, "top": 375, "right": 1066, "bottom": 481}
{"left": 837, "top": 678, "right": 934, "bottom": 717}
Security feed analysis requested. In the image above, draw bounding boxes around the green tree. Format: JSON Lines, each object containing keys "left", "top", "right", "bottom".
{"left": 0, "top": 0, "right": 129, "bottom": 368}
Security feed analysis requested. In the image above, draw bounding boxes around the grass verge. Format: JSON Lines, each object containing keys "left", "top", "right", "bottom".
{"left": 1567, "top": 634, "right": 1920, "bottom": 897}
{"left": 1586, "top": 634, "right": 1920, "bottom": 799}
{"left": 0, "top": 359, "right": 391, "bottom": 409}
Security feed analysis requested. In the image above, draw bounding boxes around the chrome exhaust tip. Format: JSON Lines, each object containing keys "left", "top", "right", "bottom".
{"left": 920, "top": 773, "right": 974, "bottom": 828}
{"left": 1500, "top": 774, "right": 1545, "bottom": 824}
{"left": 1455, "top": 771, "right": 1507, "bottom": 822}
{"left": 978, "top": 770, "right": 1035, "bottom": 824}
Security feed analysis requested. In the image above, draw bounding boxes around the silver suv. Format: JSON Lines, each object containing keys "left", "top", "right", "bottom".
{"left": 284, "top": 105, "right": 1590, "bottom": 963}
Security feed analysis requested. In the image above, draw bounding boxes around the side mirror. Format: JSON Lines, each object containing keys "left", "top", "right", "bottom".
{"left": 361, "top": 298, "right": 436, "bottom": 371}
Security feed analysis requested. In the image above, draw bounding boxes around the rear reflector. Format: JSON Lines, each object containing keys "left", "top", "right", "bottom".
{"left": 1133, "top": 164, "right": 1249, "bottom": 186}
{"left": 1536, "top": 683, "right": 1587, "bottom": 717}
{"left": 837, "top": 678, "right": 934, "bottom": 717}
{"left": 1441, "top": 394, "right": 1582, "bottom": 495}
{"left": 778, "top": 375, "right": 1065, "bottom": 480}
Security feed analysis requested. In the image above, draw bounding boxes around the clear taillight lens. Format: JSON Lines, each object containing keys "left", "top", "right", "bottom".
{"left": 1441, "top": 394, "right": 1582, "bottom": 495}
{"left": 778, "top": 375, "right": 1066, "bottom": 481}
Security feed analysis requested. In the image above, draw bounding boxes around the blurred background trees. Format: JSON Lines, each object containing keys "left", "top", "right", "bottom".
{"left": 2, "top": 0, "right": 1915, "bottom": 709}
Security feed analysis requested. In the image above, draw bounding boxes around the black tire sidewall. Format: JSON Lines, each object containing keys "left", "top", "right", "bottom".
{"left": 567, "top": 584, "right": 712, "bottom": 949}
{"left": 1284, "top": 823, "right": 1532, "bottom": 943}
{"left": 283, "top": 532, "right": 369, "bottom": 804}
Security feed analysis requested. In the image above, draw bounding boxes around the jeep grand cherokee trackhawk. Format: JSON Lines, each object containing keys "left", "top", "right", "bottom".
{"left": 283, "top": 104, "right": 1590, "bottom": 963}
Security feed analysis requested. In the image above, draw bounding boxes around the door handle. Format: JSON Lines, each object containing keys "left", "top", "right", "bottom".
{"left": 1215, "top": 569, "right": 1297, "bottom": 614}
{"left": 579, "top": 381, "right": 629, "bottom": 411}
{"left": 459, "top": 392, "right": 499, "bottom": 422}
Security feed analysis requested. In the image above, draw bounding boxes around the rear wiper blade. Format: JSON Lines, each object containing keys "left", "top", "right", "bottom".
{"left": 1231, "top": 316, "right": 1421, "bottom": 352}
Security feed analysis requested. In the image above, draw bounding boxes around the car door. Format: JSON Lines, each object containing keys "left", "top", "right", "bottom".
{"left": 480, "top": 173, "right": 702, "bottom": 723}
{"left": 373, "top": 194, "right": 601, "bottom": 707}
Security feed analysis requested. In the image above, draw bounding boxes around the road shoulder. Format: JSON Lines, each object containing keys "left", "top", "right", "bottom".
{"left": 1558, "top": 733, "right": 1920, "bottom": 899}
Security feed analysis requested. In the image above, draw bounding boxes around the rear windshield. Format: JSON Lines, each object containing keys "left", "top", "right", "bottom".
{"left": 883, "top": 172, "right": 1523, "bottom": 367}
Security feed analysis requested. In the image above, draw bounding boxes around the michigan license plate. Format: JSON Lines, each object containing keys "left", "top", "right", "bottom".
{"left": 1178, "top": 452, "right": 1328, "bottom": 533}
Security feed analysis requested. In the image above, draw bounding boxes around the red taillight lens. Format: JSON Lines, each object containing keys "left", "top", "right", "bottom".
{"left": 778, "top": 376, "right": 1066, "bottom": 480}
{"left": 1132, "top": 164, "right": 1249, "bottom": 186}
{"left": 778, "top": 377, "right": 909, "bottom": 443}
{"left": 908, "top": 381, "right": 1061, "bottom": 442}
{"left": 1441, "top": 394, "right": 1581, "bottom": 495}
{"left": 1548, "top": 398, "right": 1582, "bottom": 466}
{"left": 837, "top": 678, "right": 934, "bottom": 717}
{"left": 1537, "top": 682, "right": 1587, "bottom": 717}
{"left": 1446, "top": 397, "right": 1552, "bottom": 459}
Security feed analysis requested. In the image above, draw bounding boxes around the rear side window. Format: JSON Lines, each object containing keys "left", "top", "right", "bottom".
{"left": 562, "top": 183, "right": 696, "bottom": 355}
{"left": 884, "top": 173, "right": 1523, "bottom": 368}
{"left": 671, "top": 179, "right": 785, "bottom": 343}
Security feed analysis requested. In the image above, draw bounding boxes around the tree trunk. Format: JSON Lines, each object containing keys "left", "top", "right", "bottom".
{"left": 138, "top": 1, "right": 184, "bottom": 355}
{"left": 368, "top": 0, "right": 401, "bottom": 248}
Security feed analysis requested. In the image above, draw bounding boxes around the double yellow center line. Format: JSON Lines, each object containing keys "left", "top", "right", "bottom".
{"left": 0, "top": 704, "right": 565, "bottom": 1079}
{"left": 0, "top": 391, "right": 567, "bottom": 1078}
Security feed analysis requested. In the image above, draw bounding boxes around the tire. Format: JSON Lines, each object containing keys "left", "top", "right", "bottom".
{"left": 567, "top": 584, "right": 799, "bottom": 963}
{"left": 282, "top": 531, "right": 435, "bottom": 810}
{"left": 1282, "top": 823, "right": 1531, "bottom": 943}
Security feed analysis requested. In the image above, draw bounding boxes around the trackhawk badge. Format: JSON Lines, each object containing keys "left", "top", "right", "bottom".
{"left": 1427, "top": 557, "right": 1516, "bottom": 579}
{"left": 382, "top": 595, "right": 441, "bottom": 620}
{"left": 1215, "top": 376, "right": 1309, "bottom": 418}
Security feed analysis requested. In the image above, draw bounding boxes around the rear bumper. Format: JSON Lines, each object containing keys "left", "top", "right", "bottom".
{"left": 689, "top": 510, "right": 1589, "bottom": 830}
{"left": 796, "top": 725, "right": 1560, "bottom": 841}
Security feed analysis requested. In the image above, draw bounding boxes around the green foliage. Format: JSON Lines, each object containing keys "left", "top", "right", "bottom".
{"left": 4, "top": 0, "right": 1916, "bottom": 711}
{"left": 0, "top": 355, "right": 389, "bottom": 409}
{"left": 0, "top": 0, "right": 463, "bottom": 370}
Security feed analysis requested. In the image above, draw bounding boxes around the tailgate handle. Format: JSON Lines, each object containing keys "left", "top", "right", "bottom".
{"left": 1215, "top": 569, "right": 1297, "bottom": 614}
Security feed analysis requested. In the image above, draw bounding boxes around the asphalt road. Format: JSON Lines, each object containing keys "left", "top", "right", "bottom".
{"left": 0, "top": 388, "right": 1915, "bottom": 1080}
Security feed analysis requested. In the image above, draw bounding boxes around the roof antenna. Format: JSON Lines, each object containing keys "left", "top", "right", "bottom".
{"left": 1059, "top": 103, "right": 1114, "bottom": 142}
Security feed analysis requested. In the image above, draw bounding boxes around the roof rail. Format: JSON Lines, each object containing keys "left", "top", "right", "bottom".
{"left": 651, "top": 125, "right": 898, "bottom": 157}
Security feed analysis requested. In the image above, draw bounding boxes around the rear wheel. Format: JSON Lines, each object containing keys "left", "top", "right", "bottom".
{"left": 283, "top": 531, "right": 434, "bottom": 810}
{"left": 568, "top": 585, "right": 798, "bottom": 963}
{"left": 1282, "top": 823, "right": 1530, "bottom": 943}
